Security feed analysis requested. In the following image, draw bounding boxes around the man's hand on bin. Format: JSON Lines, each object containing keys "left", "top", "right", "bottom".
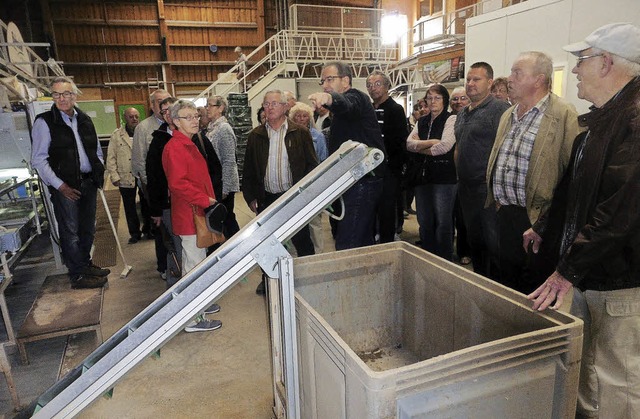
{"left": 528, "top": 270, "right": 573, "bottom": 311}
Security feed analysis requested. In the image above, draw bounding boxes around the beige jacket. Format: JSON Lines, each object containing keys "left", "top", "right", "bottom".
{"left": 486, "top": 93, "right": 581, "bottom": 224}
{"left": 106, "top": 125, "right": 136, "bottom": 187}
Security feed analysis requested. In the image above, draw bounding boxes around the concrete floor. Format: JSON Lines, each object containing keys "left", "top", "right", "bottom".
{"left": 1, "top": 193, "right": 426, "bottom": 418}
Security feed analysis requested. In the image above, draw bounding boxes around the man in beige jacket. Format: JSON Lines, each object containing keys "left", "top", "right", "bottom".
{"left": 106, "top": 107, "right": 143, "bottom": 244}
{"left": 486, "top": 51, "right": 581, "bottom": 294}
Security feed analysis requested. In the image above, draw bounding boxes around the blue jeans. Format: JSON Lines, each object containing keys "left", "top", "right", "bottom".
{"left": 415, "top": 183, "right": 457, "bottom": 261}
{"left": 336, "top": 177, "right": 383, "bottom": 251}
{"left": 50, "top": 178, "right": 97, "bottom": 279}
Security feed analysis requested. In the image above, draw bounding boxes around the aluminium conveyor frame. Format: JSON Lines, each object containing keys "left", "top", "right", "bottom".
{"left": 25, "top": 141, "right": 384, "bottom": 418}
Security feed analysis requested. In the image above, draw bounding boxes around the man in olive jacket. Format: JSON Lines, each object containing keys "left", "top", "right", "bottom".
{"left": 242, "top": 90, "right": 318, "bottom": 294}
{"left": 486, "top": 51, "right": 580, "bottom": 294}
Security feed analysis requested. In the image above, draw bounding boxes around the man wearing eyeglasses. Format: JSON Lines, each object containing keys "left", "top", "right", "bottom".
{"left": 31, "top": 77, "right": 109, "bottom": 289}
{"left": 308, "top": 61, "right": 387, "bottom": 250}
{"left": 243, "top": 90, "right": 318, "bottom": 295}
{"left": 485, "top": 51, "right": 580, "bottom": 295}
{"left": 131, "top": 88, "right": 170, "bottom": 279}
{"left": 526, "top": 23, "right": 640, "bottom": 419}
{"left": 366, "top": 70, "right": 408, "bottom": 243}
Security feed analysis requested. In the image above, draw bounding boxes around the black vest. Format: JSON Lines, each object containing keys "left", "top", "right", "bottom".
{"left": 417, "top": 111, "right": 457, "bottom": 184}
{"left": 36, "top": 105, "right": 104, "bottom": 189}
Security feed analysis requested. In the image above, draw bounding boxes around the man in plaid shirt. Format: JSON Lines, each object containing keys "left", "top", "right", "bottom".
{"left": 486, "top": 51, "right": 581, "bottom": 294}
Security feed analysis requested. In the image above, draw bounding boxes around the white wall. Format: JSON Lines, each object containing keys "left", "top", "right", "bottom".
{"left": 465, "top": 0, "right": 640, "bottom": 113}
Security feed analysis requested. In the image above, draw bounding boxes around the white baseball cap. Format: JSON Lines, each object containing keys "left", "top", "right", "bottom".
{"left": 563, "top": 22, "right": 640, "bottom": 64}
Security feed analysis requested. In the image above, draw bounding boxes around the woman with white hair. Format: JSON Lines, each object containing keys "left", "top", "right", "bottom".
{"left": 163, "top": 100, "right": 221, "bottom": 332}
{"left": 290, "top": 101, "right": 328, "bottom": 161}
{"left": 290, "top": 101, "right": 328, "bottom": 253}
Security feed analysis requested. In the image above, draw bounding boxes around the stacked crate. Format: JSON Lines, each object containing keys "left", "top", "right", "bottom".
{"left": 226, "top": 93, "right": 253, "bottom": 188}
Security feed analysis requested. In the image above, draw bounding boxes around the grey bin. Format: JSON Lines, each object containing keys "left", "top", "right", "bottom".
{"left": 293, "top": 242, "right": 582, "bottom": 419}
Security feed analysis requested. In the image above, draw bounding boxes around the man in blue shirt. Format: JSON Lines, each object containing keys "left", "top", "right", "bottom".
{"left": 31, "top": 77, "right": 109, "bottom": 289}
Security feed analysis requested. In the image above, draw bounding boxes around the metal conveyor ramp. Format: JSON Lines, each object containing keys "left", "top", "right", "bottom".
{"left": 23, "top": 141, "right": 384, "bottom": 418}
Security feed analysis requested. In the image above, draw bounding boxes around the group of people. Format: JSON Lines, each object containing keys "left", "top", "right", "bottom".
{"left": 30, "top": 21, "right": 640, "bottom": 417}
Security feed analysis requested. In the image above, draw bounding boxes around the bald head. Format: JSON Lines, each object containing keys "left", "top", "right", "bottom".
{"left": 123, "top": 107, "right": 140, "bottom": 131}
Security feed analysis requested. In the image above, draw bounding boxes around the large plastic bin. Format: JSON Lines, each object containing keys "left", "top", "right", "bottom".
{"left": 293, "top": 242, "right": 582, "bottom": 419}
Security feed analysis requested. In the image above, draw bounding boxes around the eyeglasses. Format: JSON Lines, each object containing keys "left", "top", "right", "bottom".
{"left": 52, "top": 91, "right": 75, "bottom": 99}
{"left": 176, "top": 115, "right": 200, "bottom": 122}
{"left": 206, "top": 104, "right": 220, "bottom": 108}
{"left": 319, "top": 75, "right": 343, "bottom": 85}
{"left": 160, "top": 108, "right": 170, "bottom": 115}
{"left": 576, "top": 53, "right": 604, "bottom": 67}
{"left": 366, "top": 81, "right": 384, "bottom": 89}
{"left": 263, "top": 101, "right": 284, "bottom": 108}
{"left": 451, "top": 96, "right": 467, "bottom": 102}
{"left": 426, "top": 96, "right": 443, "bottom": 102}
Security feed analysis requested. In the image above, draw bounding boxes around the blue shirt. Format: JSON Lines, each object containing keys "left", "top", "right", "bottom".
{"left": 310, "top": 127, "right": 328, "bottom": 161}
{"left": 31, "top": 108, "right": 104, "bottom": 189}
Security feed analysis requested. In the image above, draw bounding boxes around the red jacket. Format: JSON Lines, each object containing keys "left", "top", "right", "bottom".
{"left": 162, "top": 130, "right": 215, "bottom": 235}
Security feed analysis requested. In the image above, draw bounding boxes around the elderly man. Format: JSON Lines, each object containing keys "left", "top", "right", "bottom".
{"left": 243, "top": 90, "right": 318, "bottom": 294}
{"left": 106, "top": 107, "right": 144, "bottom": 244}
{"left": 31, "top": 77, "right": 109, "bottom": 289}
{"left": 527, "top": 23, "right": 640, "bottom": 419}
{"left": 309, "top": 61, "right": 387, "bottom": 250}
{"left": 449, "top": 87, "right": 469, "bottom": 114}
{"left": 366, "top": 70, "right": 408, "bottom": 243}
{"left": 131, "top": 88, "right": 170, "bottom": 278}
{"left": 486, "top": 51, "right": 580, "bottom": 294}
{"left": 455, "top": 62, "right": 511, "bottom": 279}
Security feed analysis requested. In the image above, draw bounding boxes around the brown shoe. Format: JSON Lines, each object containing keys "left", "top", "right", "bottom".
{"left": 71, "top": 275, "right": 108, "bottom": 289}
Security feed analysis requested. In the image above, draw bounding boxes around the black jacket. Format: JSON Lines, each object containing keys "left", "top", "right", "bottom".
{"left": 535, "top": 77, "right": 640, "bottom": 291}
{"left": 145, "top": 124, "right": 172, "bottom": 217}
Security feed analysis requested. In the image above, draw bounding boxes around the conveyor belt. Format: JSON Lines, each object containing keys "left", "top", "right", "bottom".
{"left": 22, "top": 141, "right": 383, "bottom": 418}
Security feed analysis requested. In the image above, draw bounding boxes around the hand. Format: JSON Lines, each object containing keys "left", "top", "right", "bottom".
{"left": 58, "top": 183, "right": 81, "bottom": 201}
{"left": 249, "top": 199, "right": 258, "bottom": 214}
{"left": 527, "top": 270, "right": 573, "bottom": 311}
{"left": 151, "top": 216, "right": 162, "bottom": 227}
{"left": 208, "top": 197, "right": 217, "bottom": 205}
{"left": 308, "top": 93, "right": 332, "bottom": 111}
{"left": 522, "top": 228, "right": 543, "bottom": 253}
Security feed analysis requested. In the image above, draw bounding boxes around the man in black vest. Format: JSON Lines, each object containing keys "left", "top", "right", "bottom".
{"left": 31, "top": 77, "right": 109, "bottom": 289}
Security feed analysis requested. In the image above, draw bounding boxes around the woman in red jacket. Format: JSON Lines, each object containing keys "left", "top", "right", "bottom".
{"left": 162, "top": 99, "right": 220, "bottom": 332}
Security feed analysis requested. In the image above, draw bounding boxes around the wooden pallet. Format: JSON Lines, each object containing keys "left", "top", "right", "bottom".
{"left": 16, "top": 273, "right": 104, "bottom": 365}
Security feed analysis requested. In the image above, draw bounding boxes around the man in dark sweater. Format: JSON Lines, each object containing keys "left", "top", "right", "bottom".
{"left": 366, "top": 70, "right": 408, "bottom": 243}
{"left": 454, "top": 62, "right": 510, "bottom": 279}
{"left": 309, "top": 61, "right": 387, "bottom": 250}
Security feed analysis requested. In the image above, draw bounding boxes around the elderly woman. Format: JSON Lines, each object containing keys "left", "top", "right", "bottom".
{"left": 162, "top": 100, "right": 220, "bottom": 332}
{"left": 406, "top": 84, "right": 457, "bottom": 261}
{"left": 290, "top": 102, "right": 328, "bottom": 161}
{"left": 205, "top": 95, "right": 241, "bottom": 238}
{"left": 289, "top": 101, "right": 328, "bottom": 253}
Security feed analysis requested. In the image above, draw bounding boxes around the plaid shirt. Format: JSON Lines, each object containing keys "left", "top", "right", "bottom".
{"left": 264, "top": 120, "right": 292, "bottom": 194}
{"left": 493, "top": 94, "right": 550, "bottom": 206}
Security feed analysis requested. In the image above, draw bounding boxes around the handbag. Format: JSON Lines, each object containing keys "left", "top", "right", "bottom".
{"left": 192, "top": 206, "right": 225, "bottom": 248}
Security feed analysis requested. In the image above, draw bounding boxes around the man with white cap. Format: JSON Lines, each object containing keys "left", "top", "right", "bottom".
{"left": 526, "top": 22, "right": 640, "bottom": 418}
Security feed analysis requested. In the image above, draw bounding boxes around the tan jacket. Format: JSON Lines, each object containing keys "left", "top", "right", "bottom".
{"left": 486, "top": 93, "right": 581, "bottom": 224}
{"left": 106, "top": 125, "right": 136, "bottom": 187}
